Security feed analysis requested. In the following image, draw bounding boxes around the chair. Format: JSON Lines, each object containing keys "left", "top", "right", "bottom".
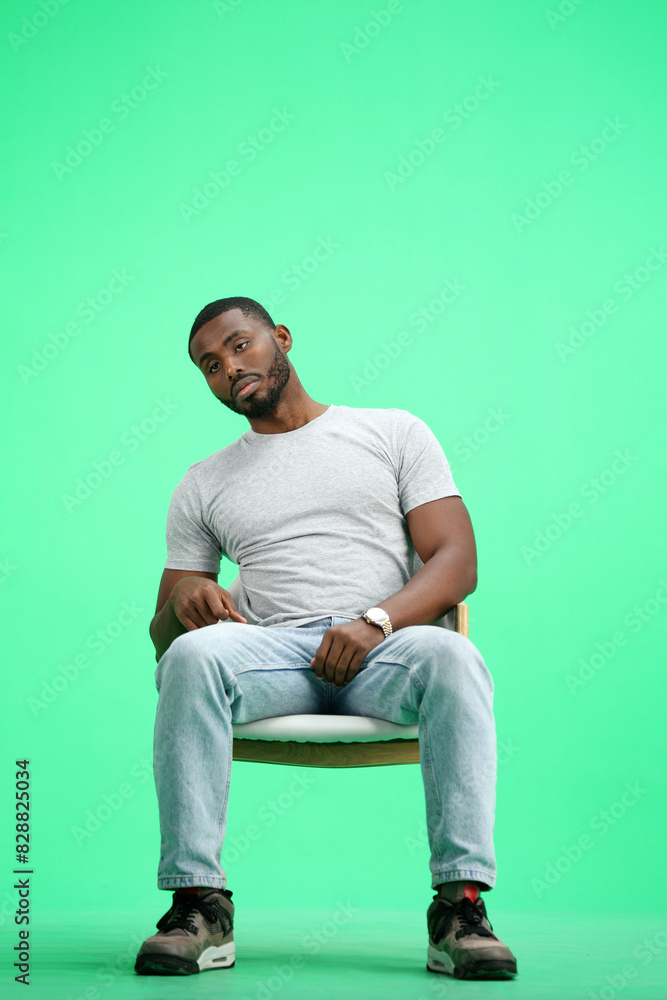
{"left": 227, "top": 576, "right": 469, "bottom": 769}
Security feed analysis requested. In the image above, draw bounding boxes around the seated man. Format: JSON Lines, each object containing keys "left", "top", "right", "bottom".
{"left": 135, "top": 296, "right": 518, "bottom": 981}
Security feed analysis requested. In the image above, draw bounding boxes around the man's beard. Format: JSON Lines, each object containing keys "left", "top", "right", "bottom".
{"left": 220, "top": 340, "right": 291, "bottom": 418}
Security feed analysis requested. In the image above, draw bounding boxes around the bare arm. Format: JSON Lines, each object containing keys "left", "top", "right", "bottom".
{"left": 149, "top": 568, "right": 247, "bottom": 662}
{"left": 375, "top": 495, "right": 478, "bottom": 630}
{"left": 310, "top": 495, "right": 477, "bottom": 686}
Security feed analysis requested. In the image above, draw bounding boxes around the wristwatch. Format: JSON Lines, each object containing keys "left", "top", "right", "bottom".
{"left": 362, "top": 606, "right": 393, "bottom": 639}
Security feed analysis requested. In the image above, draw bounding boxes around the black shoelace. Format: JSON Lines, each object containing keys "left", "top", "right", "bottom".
{"left": 429, "top": 896, "right": 497, "bottom": 942}
{"left": 156, "top": 893, "right": 221, "bottom": 935}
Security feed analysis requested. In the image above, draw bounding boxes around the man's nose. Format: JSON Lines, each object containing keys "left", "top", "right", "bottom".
{"left": 223, "top": 357, "right": 244, "bottom": 381}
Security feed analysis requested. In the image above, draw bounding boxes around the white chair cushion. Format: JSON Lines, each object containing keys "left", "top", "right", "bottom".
{"left": 232, "top": 714, "right": 418, "bottom": 743}
{"left": 224, "top": 573, "right": 449, "bottom": 744}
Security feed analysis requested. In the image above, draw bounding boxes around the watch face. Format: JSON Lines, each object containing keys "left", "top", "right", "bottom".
{"left": 366, "top": 607, "right": 386, "bottom": 623}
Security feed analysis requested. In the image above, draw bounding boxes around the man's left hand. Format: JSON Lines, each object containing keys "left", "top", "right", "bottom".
{"left": 310, "top": 618, "right": 386, "bottom": 688}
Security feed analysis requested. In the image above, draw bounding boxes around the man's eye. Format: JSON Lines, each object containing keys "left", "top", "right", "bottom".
{"left": 236, "top": 340, "right": 248, "bottom": 351}
{"left": 208, "top": 362, "right": 220, "bottom": 373}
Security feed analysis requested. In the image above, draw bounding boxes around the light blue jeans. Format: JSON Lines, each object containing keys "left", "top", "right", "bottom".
{"left": 153, "top": 616, "right": 497, "bottom": 892}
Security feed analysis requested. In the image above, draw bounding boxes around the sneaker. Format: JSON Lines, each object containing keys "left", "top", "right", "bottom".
{"left": 426, "top": 887, "right": 517, "bottom": 980}
{"left": 135, "top": 888, "right": 235, "bottom": 975}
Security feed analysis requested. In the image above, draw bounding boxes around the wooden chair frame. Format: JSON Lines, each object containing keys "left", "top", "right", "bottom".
{"left": 232, "top": 602, "right": 469, "bottom": 769}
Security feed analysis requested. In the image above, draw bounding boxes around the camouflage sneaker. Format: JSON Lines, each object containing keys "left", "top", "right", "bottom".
{"left": 135, "top": 888, "right": 235, "bottom": 975}
{"left": 426, "top": 888, "right": 517, "bottom": 980}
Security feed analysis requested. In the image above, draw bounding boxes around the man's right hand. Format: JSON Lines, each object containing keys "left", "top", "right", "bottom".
{"left": 169, "top": 576, "right": 248, "bottom": 631}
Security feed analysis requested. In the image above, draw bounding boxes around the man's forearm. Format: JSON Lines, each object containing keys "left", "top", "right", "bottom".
{"left": 150, "top": 598, "right": 188, "bottom": 662}
{"left": 376, "top": 546, "right": 476, "bottom": 631}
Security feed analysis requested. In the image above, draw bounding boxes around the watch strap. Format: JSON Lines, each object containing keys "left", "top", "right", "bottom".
{"left": 363, "top": 610, "right": 393, "bottom": 639}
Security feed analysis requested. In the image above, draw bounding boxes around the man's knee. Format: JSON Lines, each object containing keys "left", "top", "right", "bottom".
{"left": 403, "top": 626, "right": 492, "bottom": 690}
{"left": 168, "top": 620, "right": 253, "bottom": 658}
{"left": 157, "top": 624, "right": 238, "bottom": 689}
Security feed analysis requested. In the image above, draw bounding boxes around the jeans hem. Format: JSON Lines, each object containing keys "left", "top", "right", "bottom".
{"left": 431, "top": 869, "right": 496, "bottom": 891}
{"left": 158, "top": 876, "right": 226, "bottom": 890}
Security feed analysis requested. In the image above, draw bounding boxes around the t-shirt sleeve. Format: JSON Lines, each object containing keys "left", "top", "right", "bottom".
{"left": 395, "top": 411, "right": 461, "bottom": 515}
{"left": 164, "top": 468, "right": 222, "bottom": 574}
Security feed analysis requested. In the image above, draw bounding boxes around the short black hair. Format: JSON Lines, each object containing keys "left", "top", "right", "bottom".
{"left": 188, "top": 296, "right": 276, "bottom": 361}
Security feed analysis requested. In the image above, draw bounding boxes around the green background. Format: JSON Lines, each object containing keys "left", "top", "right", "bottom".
{"left": 3, "top": 0, "right": 666, "bottom": 996}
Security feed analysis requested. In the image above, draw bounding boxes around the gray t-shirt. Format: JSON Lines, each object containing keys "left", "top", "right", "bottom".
{"left": 164, "top": 404, "right": 461, "bottom": 627}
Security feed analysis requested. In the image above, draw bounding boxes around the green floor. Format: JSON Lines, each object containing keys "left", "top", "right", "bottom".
{"left": 5, "top": 909, "right": 667, "bottom": 999}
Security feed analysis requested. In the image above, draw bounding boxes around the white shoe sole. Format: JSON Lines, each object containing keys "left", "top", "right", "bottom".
{"left": 427, "top": 942, "right": 517, "bottom": 979}
{"left": 427, "top": 944, "right": 455, "bottom": 975}
{"left": 198, "top": 941, "right": 235, "bottom": 971}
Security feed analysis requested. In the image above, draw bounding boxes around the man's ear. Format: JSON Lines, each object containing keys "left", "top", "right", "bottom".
{"left": 272, "top": 324, "right": 292, "bottom": 353}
